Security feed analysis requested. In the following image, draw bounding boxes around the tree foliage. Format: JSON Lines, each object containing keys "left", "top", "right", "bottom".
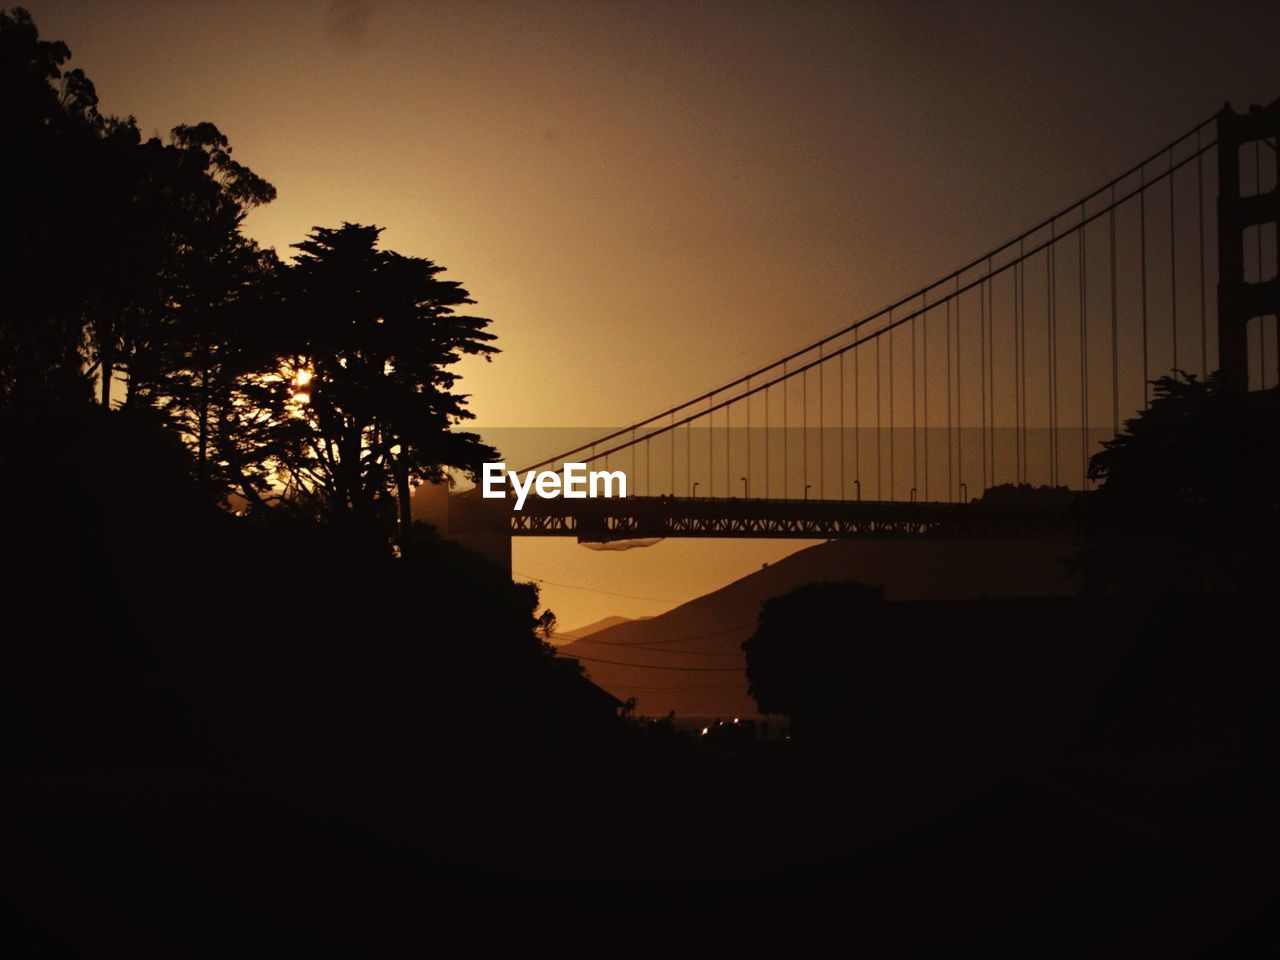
{"left": 273, "top": 224, "right": 498, "bottom": 541}
{"left": 1076, "top": 372, "right": 1280, "bottom": 595}
{"left": 742, "top": 580, "right": 886, "bottom": 734}
{"left": 1, "top": 6, "right": 108, "bottom": 409}
{"left": 1, "top": 9, "right": 501, "bottom": 552}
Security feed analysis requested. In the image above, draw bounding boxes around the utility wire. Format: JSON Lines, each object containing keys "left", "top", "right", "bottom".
{"left": 561, "top": 652, "right": 743, "bottom": 672}
{"left": 515, "top": 572, "right": 761, "bottom": 610}
{"left": 586, "top": 622, "right": 757, "bottom": 647}
{"left": 611, "top": 683, "right": 746, "bottom": 691}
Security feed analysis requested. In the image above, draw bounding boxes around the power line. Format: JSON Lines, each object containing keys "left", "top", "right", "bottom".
{"left": 515, "top": 572, "right": 761, "bottom": 611}
{"left": 573, "top": 645, "right": 741, "bottom": 659}
{"left": 561, "top": 652, "right": 743, "bottom": 672}
{"left": 513, "top": 573, "right": 680, "bottom": 603}
{"left": 585, "top": 622, "right": 757, "bottom": 647}
{"left": 609, "top": 683, "right": 746, "bottom": 691}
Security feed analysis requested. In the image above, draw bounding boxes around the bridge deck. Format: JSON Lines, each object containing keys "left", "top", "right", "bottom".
{"left": 497, "top": 495, "right": 1081, "bottom": 542}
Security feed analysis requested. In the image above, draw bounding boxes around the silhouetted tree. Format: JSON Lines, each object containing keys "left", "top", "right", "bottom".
{"left": 0, "top": 7, "right": 107, "bottom": 411}
{"left": 85, "top": 122, "right": 276, "bottom": 414}
{"left": 0, "top": 8, "right": 277, "bottom": 442}
{"left": 273, "top": 224, "right": 497, "bottom": 550}
{"left": 1076, "top": 372, "right": 1280, "bottom": 596}
{"left": 743, "top": 580, "right": 886, "bottom": 739}
{"left": 126, "top": 123, "right": 277, "bottom": 496}
{"left": 142, "top": 227, "right": 283, "bottom": 506}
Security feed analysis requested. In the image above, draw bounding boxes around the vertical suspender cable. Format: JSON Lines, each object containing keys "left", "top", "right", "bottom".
{"left": 956, "top": 290, "right": 963, "bottom": 500}
{"left": 946, "top": 296, "right": 953, "bottom": 501}
{"left": 1197, "top": 127, "right": 1207, "bottom": 378}
{"left": 1169, "top": 149, "right": 1179, "bottom": 375}
{"left": 1053, "top": 239, "right": 1060, "bottom": 486}
{"left": 1140, "top": 169, "right": 1150, "bottom": 407}
{"left": 819, "top": 350, "right": 825, "bottom": 499}
{"left": 1014, "top": 257, "right": 1023, "bottom": 482}
{"left": 1079, "top": 211, "right": 1089, "bottom": 490}
{"left": 763, "top": 385, "right": 769, "bottom": 499}
{"left": 802, "top": 368, "right": 808, "bottom": 497}
{"left": 854, "top": 343, "right": 861, "bottom": 496}
{"left": 922, "top": 301, "right": 929, "bottom": 500}
{"left": 876, "top": 336, "right": 882, "bottom": 500}
{"left": 840, "top": 350, "right": 846, "bottom": 499}
{"left": 1019, "top": 243, "right": 1028, "bottom": 479}
{"left": 1046, "top": 238, "right": 1056, "bottom": 486}
{"left": 782, "top": 369, "right": 788, "bottom": 498}
{"left": 987, "top": 257, "right": 996, "bottom": 485}
{"left": 911, "top": 312, "right": 918, "bottom": 499}
{"left": 979, "top": 280, "right": 988, "bottom": 493}
{"left": 888, "top": 319, "right": 895, "bottom": 500}
{"left": 708, "top": 397, "right": 714, "bottom": 497}
{"left": 1110, "top": 189, "right": 1119, "bottom": 436}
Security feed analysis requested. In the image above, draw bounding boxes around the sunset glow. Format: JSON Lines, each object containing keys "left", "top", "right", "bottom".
{"left": 6, "top": 3, "right": 1279, "bottom": 953}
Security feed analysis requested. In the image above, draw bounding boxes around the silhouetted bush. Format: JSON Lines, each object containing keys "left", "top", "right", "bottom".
{"left": 0, "top": 404, "right": 623, "bottom": 767}
{"left": 1075, "top": 372, "right": 1280, "bottom": 596}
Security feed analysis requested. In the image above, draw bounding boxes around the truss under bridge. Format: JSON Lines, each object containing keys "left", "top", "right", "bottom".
{"left": 504, "top": 495, "right": 1082, "bottom": 543}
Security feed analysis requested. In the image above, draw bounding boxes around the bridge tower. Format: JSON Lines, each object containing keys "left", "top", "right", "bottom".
{"left": 1217, "top": 98, "right": 1280, "bottom": 391}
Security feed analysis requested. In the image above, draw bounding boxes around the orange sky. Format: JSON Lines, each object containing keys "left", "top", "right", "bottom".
{"left": 31, "top": 0, "right": 1280, "bottom": 630}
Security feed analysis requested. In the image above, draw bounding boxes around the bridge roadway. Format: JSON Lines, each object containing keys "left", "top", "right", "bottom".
{"left": 494, "top": 494, "right": 1082, "bottom": 543}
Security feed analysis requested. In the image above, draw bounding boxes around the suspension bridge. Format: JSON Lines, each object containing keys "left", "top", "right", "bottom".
{"left": 448, "top": 99, "right": 1279, "bottom": 566}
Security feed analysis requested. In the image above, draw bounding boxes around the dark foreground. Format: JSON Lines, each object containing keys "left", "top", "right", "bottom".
{"left": 7, "top": 614, "right": 1279, "bottom": 958}
{"left": 6, "top": 755, "right": 1277, "bottom": 957}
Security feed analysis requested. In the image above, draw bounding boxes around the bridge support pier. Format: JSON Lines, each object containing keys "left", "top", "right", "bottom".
{"left": 1217, "top": 99, "right": 1280, "bottom": 392}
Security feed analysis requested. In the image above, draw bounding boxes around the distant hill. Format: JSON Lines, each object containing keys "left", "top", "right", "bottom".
{"left": 558, "top": 537, "right": 1080, "bottom": 719}
{"left": 551, "top": 615, "right": 636, "bottom": 646}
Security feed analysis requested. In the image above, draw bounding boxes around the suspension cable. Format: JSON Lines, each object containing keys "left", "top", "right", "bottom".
{"left": 521, "top": 117, "right": 1218, "bottom": 474}
{"left": 552, "top": 138, "right": 1215, "bottom": 474}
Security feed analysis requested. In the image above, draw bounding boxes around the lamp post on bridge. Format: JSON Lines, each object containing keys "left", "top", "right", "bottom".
{"left": 692, "top": 481, "right": 700, "bottom": 499}
{"left": 740, "top": 476, "right": 748, "bottom": 498}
